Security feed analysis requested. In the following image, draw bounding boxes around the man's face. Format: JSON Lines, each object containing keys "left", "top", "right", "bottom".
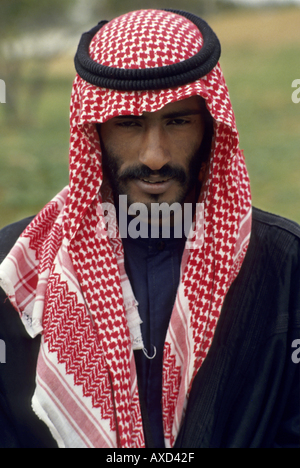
{"left": 98, "top": 96, "right": 209, "bottom": 211}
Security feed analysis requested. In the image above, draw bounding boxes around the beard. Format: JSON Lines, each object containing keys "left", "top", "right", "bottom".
{"left": 100, "top": 140, "right": 208, "bottom": 212}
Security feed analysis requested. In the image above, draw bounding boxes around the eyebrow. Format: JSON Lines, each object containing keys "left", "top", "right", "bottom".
{"left": 113, "top": 109, "right": 203, "bottom": 120}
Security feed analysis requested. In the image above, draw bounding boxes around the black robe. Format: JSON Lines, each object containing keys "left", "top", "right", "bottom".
{"left": 0, "top": 208, "right": 299, "bottom": 448}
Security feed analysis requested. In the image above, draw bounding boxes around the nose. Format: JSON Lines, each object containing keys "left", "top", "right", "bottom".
{"left": 138, "top": 126, "right": 171, "bottom": 171}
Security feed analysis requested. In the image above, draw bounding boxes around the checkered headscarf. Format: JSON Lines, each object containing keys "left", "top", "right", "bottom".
{"left": 0, "top": 9, "right": 251, "bottom": 447}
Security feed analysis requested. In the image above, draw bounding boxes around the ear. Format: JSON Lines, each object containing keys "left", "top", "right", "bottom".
{"left": 198, "top": 162, "right": 208, "bottom": 183}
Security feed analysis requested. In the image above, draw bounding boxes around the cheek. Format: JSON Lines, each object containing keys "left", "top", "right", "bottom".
{"left": 100, "top": 123, "right": 140, "bottom": 163}
{"left": 170, "top": 126, "right": 204, "bottom": 165}
{"left": 102, "top": 139, "right": 138, "bottom": 170}
{"left": 171, "top": 141, "right": 203, "bottom": 171}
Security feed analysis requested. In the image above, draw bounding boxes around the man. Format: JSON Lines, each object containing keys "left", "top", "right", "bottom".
{"left": 0, "top": 9, "right": 299, "bottom": 448}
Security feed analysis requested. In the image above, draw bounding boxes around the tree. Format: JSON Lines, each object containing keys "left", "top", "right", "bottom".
{"left": 0, "top": 0, "right": 73, "bottom": 123}
{"left": 0, "top": 0, "right": 74, "bottom": 38}
{"left": 96, "top": 0, "right": 218, "bottom": 18}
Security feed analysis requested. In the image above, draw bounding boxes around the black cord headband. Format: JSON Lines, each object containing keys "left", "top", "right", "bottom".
{"left": 74, "top": 9, "right": 221, "bottom": 91}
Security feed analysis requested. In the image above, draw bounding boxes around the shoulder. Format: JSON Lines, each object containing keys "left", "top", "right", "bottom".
{"left": 250, "top": 207, "right": 300, "bottom": 261}
{"left": 239, "top": 207, "right": 300, "bottom": 324}
{"left": 232, "top": 207, "right": 300, "bottom": 318}
{"left": 252, "top": 207, "right": 300, "bottom": 239}
{"left": 0, "top": 216, "right": 35, "bottom": 264}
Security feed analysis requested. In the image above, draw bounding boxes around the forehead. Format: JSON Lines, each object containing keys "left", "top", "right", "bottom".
{"left": 144, "top": 95, "right": 205, "bottom": 117}
{"left": 111, "top": 95, "right": 206, "bottom": 121}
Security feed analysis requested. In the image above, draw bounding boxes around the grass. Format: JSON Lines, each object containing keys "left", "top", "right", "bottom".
{"left": 0, "top": 73, "right": 72, "bottom": 226}
{"left": 209, "top": 7, "right": 300, "bottom": 223}
{"left": 222, "top": 45, "right": 300, "bottom": 221}
{"left": 0, "top": 6, "right": 300, "bottom": 228}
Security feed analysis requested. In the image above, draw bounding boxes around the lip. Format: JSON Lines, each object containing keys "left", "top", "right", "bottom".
{"left": 133, "top": 177, "right": 175, "bottom": 195}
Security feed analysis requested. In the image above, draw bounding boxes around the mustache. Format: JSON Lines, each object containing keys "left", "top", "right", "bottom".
{"left": 118, "top": 164, "right": 187, "bottom": 184}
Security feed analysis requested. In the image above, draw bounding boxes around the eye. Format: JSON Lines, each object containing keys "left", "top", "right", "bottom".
{"left": 116, "top": 120, "right": 141, "bottom": 128}
{"left": 168, "top": 118, "right": 190, "bottom": 126}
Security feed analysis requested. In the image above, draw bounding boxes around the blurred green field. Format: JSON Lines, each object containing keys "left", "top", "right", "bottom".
{"left": 0, "top": 6, "right": 299, "bottom": 228}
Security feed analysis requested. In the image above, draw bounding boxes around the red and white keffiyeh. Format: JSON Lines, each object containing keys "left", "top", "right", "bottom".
{"left": 0, "top": 9, "right": 251, "bottom": 448}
